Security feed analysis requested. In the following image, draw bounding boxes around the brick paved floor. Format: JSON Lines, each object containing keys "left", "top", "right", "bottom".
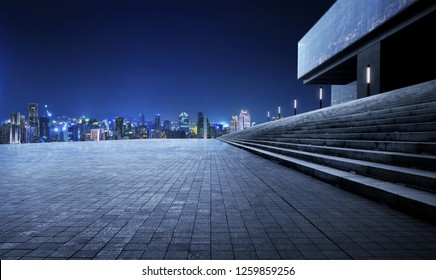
{"left": 0, "top": 139, "right": 435, "bottom": 260}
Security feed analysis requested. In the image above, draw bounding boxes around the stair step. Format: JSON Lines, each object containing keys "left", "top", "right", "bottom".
{"left": 272, "top": 119, "right": 436, "bottom": 136}
{"left": 221, "top": 139, "right": 436, "bottom": 224}
{"left": 262, "top": 131, "right": 436, "bottom": 142}
{"left": 250, "top": 138, "right": 436, "bottom": 155}
{"left": 272, "top": 105, "right": 436, "bottom": 133}
{"left": 239, "top": 139, "right": 436, "bottom": 171}
{"left": 232, "top": 140, "right": 436, "bottom": 193}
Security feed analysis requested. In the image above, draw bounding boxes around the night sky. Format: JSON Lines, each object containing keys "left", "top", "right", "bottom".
{"left": 0, "top": 0, "right": 334, "bottom": 124}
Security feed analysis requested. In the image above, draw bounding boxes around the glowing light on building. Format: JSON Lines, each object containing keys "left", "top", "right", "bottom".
{"left": 366, "top": 65, "right": 371, "bottom": 84}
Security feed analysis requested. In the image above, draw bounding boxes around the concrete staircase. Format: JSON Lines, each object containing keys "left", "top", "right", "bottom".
{"left": 220, "top": 80, "right": 436, "bottom": 224}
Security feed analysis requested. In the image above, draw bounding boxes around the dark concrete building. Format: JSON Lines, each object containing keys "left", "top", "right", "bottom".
{"left": 39, "top": 116, "right": 50, "bottom": 142}
{"left": 197, "top": 112, "right": 210, "bottom": 139}
{"left": 298, "top": 0, "right": 435, "bottom": 105}
{"left": 114, "top": 117, "right": 124, "bottom": 140}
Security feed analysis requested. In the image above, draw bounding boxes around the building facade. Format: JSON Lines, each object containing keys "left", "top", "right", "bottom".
{"left": 39, "top": 116, "right": 50, "bottom": 142}
{"left": 154, "top": 114, "right": 161, "bottom": 131}
{"left": 230, "top": 115, "right": 238, "bottom": 133}
{"left": 9, "top": 112, "right": 21, "bottom": 144}
{"left": 114, "top": 117, "right": 124, "bottom": 140}
{"left": 298, "top": 0, "right": 435, "bottom": 105}
{"left": 197, "top": 112, "right": 210, "bottom": 139}
{"left": 179, "top": 112, "right": 190, "bottom": 135}
{"left": 238, "top": 110, "right": 251, "bottom": 131}
{"left": 90, "top": 129, "right": 101, "bottom": 141}
{"left": 28, "top": 103, "right": 39, "bottom": 142}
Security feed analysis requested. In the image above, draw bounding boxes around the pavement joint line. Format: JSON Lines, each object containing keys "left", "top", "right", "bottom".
{"left": 235, "top": 150, "right": 354, "bottom": 259}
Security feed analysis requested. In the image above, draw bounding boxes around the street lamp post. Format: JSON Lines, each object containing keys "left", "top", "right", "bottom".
{"left": 278, "top": 106, "right": 281, "bottom": 119}
{"left": 267, "top": 111, "right": 270, "bottom": 122}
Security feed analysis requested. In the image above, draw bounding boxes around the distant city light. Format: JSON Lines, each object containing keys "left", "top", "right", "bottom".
{"left": 220, "top": 122, "right": 229, "bottom": 128}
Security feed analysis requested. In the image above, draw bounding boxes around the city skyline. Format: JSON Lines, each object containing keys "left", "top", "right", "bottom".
{"left": 0, "top": 0, "right": 334, "bottom": 124}
{"left": 1, "top": 101, "right": 238, "bottom": 127}
{"left": 1, "top": 101, "right": 248, "bottom": 144}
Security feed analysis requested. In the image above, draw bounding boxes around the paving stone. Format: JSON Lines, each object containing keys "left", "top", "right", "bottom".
{"left": 1, "top": 139, "right": 435, "bottom": 260}
{"left": 188, "top": 250, "right": 210, "bottom": 260}
{"left": 211, "top": 250, "right": 234, "bottom": 260}
{"left": 72, "top": 250, "right": 99, "bottom": 259}
{"left": 117, "top": 250, "right": 143, "bottom": 260}
{"left": 164, "top": 251, "right": 189, "bottom": 260}
{"left": 234, "top": 250, "right": 258, "bottom": 260}
{"left": 93, "top": 250, "right": 122, "bottom": 260}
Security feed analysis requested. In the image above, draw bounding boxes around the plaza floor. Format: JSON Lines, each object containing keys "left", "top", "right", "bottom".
{"left": 0, "top": 139, "right": 435, "bottom": 260}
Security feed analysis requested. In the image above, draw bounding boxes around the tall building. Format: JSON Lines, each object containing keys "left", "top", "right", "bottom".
{"left": 137, "top": 124, "right": 148, "bottom": 139}
{"left": 114, "top": 117, "right": 124, "bottom": 140}
{"left": 238, "top": 110, "right": 250, "bottom": 130}
{"left": 39, "top": 116, "right": 50, "bottom": 142}
{"left": 20, "top": 115, "right": 26, "bottom": 144}
{"left": 9, "top": 112, "right": 21, "bottom": 144}
{"left": 197, "top": 112, "right": 210, "bottom": 139}
{"left": 124, "top": 121, "right": 134, "bottom": 139}
{"left": 154, "top": 114, "right": 161, "bottom": 131}
{"left": 68, "top": 124, "right": 80, "bottom": 141}
{"left": 1, "top": 123, "right": 10, "bottom": 144}
{"left": 230, "top": 115, "right": 238, "bottom": 133}
{"left": 178, "top": 112, "right": 190, "bottom": 134}
{"left": 298, "top": 0, "right": 435, "bottom": 105}
{"left": 28, "top": 103, "right": 38, "bottom": 143}
{"left": 90, "top": 129, "right": 100, "bottom": 141}
{"left": 140, "top": 113, "right": 145, "bottom": 126}
{"left": 163, "top": 120, "right": 171, "bottom": 131}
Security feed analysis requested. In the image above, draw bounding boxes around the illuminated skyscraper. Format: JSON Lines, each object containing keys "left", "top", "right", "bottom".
{"left": 230, "top": 116, "right": 238, "bottom": 133}
{"left": 140, "top": 113, "right": 145, "bottom": 126}
{"left": 68, "top": 124, "right": 80, "bottom": 141}
{"left": 90, "top": 129, "right": 101, "bottom": 141}
{"left": 197, "top": 112, "right": 210, "bottom": 139}
{"left": 1, "top": 123, "right": 10, "bottom": 144}
{"left": 238, "top": 110, "right": 250, "bottom": 130}
{"left": 20, "top": 115, "right": 26, "bottom": 143}
{"left": 163, "top": 120, "right": 171, "bottom": 131}
{"left": 114, "top": 117, "right": 124, "bottom": 140}
{"left": 154, "top": 114, "right": 161, "bottom": 131}
{"left": 39, "top": 116, "right": 50, "bottom": 142}
{"left": 28, "top": 103, "right": 39, "bottom": 143}
{"left": 179, "top": 112, "right": 190, "bottom": 134}
{"left": 9, "top": 112, "right": 21, "bottom": 144}
{"left": 137, "top": 124, "right": 148, "bottom": 139}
